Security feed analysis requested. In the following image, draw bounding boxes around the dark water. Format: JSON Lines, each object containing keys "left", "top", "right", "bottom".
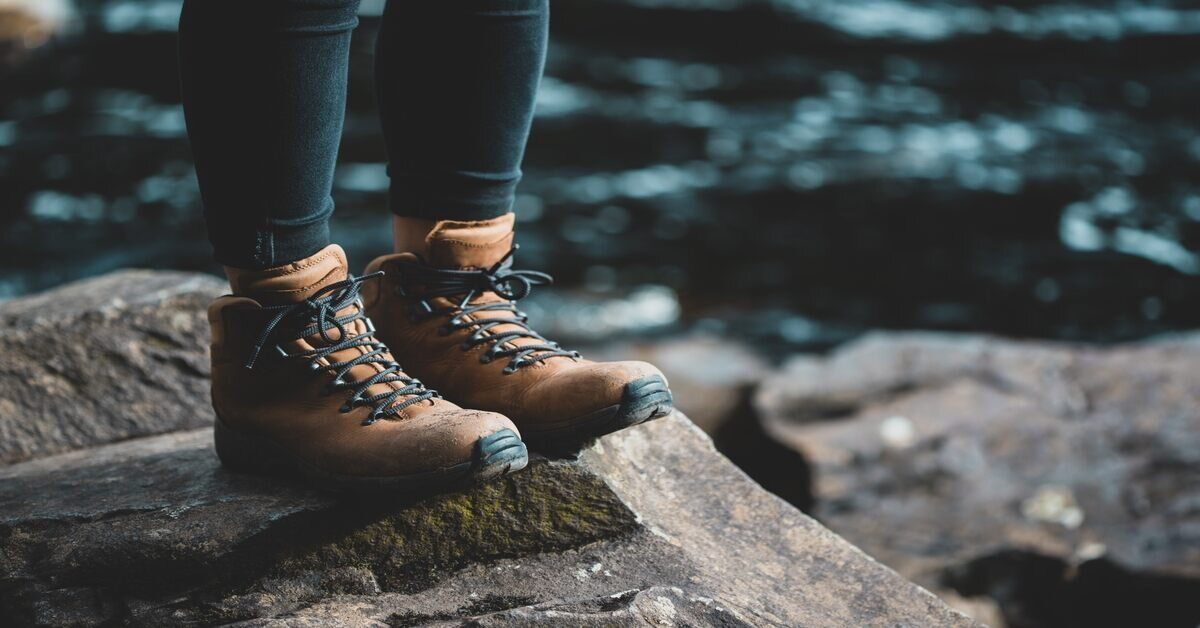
{"left": 3, "top": 0, "right": 1200, "bottom": 352}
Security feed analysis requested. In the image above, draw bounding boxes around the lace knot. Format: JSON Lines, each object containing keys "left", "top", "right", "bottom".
{"left": 394, "top": 246, "right": 579, "bottom": 372}
{"left": 485, "top": 265, "right": 549, "bottom": 300}
{"left": 243, "top": 271, "right": 436, "bottom": 422}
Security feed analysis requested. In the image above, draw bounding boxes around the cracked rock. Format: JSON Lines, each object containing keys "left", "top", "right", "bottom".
{"left": 0, "top": 413, "right": 971, "bottom": 627}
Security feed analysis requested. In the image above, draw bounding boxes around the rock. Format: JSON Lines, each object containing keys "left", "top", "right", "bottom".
{"left": 756, "top": 332, "right": 1200, "bottom": 627}
{"left": 585, "top": 334, "right": 814, "bottom": 510}
{"left": 0, "top": 270, "right": 974, "bottom": 626}
{"left": 0, "top": 411, "right": 973, "bottom": 627}
{"left": 0, "top": 270, "right": 226, "bottom": 464}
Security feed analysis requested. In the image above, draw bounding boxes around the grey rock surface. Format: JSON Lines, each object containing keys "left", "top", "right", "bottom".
{"left": 583, "top": 335, "right": 815, "bottom": 511}
{"left": 0, "top": 271, "right": 971, "bottom": 627}
{"left": 0, "top": 270, "right": 226, "bottom": 464}
{"left": 757, "top": 332, "right": 1200, "bottom": 627}
{"left": 0, "top": 413, "right": 971, "bottom": 627}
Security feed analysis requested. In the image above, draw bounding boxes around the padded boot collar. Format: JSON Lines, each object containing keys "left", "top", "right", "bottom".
{"left": 425, "top": 213, "right": 516, "bottom": 270}
{"left": 224, "top": 244, "right": 349, "bottom": 305}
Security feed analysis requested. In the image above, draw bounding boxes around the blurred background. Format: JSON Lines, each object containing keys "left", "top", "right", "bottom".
{"left": 4, "top": 0, "right": 1200, "bottom": 348}
{"left": 2, "top": 1, "right": 1198, "bottom": 627}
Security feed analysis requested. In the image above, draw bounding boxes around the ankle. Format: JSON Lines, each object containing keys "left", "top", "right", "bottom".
{"left": 222, "top": 245, "right": 348, "bottom": 305}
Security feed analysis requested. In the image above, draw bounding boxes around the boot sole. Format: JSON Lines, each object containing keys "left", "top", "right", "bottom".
{"left": 523, "top": 375, "right": 674, "bottom": 454}
{"left": 214, "top": 416, "right": 528, "bottom": 495}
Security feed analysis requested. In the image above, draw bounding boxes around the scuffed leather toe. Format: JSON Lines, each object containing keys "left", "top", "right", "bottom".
{"left": 380, "top": 405, "right": 521, "bottom": 472}
{"left": 519, "top": 359, "right": 665, "bottom": 428}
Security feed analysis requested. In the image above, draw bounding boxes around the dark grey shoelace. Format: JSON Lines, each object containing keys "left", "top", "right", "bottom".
{"left": 245, "top": 272, "right": 436, "bottom": 424}
{"left": 393, "top": 246, "right": 580, "bottom": 373}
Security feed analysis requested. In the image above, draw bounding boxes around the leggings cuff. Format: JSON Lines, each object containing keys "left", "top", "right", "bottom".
{"left": 208, "top": 208, "right": 333, "bottom": 270}
{"left": 387, "top": 171, "right": 518, "bottom": 221}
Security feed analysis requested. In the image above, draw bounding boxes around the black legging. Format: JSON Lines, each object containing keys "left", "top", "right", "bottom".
{"left": 178, "top": 0, "right": 548, "bottom": 269}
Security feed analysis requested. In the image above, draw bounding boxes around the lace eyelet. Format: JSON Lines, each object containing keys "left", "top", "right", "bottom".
{"left": 502, "top": 364, "right": 518, "bottom": 374}
{"left": 339, "top": 402, "right": 353, "bottom": 413}
{"left": 480, "top": 354, "right": 493, "bottom": 364}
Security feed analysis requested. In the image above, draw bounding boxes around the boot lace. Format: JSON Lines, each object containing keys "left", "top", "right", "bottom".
{"left": 394, "top": 245, "right": 580, "bottom": 373}
{"left": 244, "top": 272, "right": 436, "bottom": 425}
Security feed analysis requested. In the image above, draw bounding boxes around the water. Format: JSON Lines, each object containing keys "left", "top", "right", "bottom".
{"left": 3, "top": 0, "right": 1200, "bottom": 352}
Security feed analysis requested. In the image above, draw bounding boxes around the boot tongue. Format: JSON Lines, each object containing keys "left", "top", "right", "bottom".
{"left": 425, "top": 213, "right": 515, "bottom": 270}
{"left": 225, "top": 245, "right": 349, "bottom": 306}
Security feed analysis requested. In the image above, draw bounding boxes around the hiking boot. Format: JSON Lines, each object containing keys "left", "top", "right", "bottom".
{"left": 209, "top": 244, "right": 528, "bottom": 493}
{"left": 362, "top": 214, "right": 674, "bottom": 451}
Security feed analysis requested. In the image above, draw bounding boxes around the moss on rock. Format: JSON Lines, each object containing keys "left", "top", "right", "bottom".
{"left": 276, "top": 459, "right": 639, "bottom": 594}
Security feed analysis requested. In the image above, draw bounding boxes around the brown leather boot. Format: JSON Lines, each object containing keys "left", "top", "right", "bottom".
{"left": 209, "top": 244, "right": 528, "bottom": 493}
{"left": 362, "top": 214, "right": 674, "bottom": 451}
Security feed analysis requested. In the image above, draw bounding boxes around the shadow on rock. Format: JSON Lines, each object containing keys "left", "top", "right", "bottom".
{"left": 710, "top": 387, "right": 814, "bottom": 513}
{"left": 943, "top": 549, "right": 1200, "bottom": 628}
